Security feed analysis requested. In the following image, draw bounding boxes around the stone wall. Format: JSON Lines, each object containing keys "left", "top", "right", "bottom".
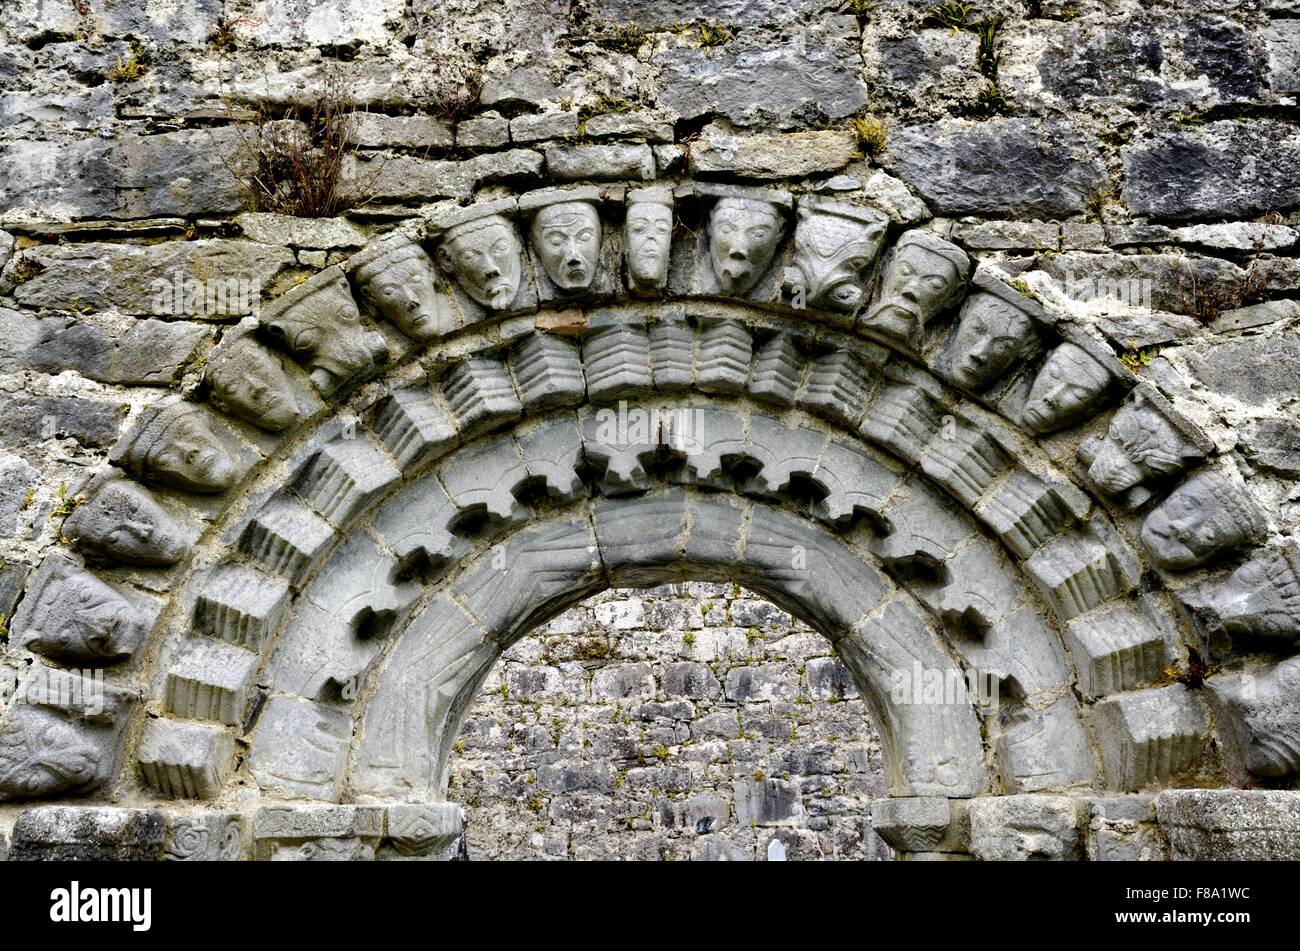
{"left": 0, "top": 0, "right": 1298, "bottom": 861}
{"left": 452, "top": 582, "right": 891, "bottom": 861}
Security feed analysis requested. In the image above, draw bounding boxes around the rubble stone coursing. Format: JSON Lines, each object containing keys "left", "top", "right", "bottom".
{"left": 451, "top": 582, "right": 892, "bottom": 861}
{"left": 0, "top": 0, "right": 1298, "bottom": 860}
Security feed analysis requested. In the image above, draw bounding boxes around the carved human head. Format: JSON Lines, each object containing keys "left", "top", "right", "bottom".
{"left": 708, "top": 197, "right": 785, "bottom": 295}
{"left": 352, "top": 233, "right": 451, "bottom": 341}
{"left": 625, "top": 190, "right": 673, "bottom": 290}
{"left": 207, "top": 335, "right": 298, "bottom": 432}
{"left": 1211, "top": 657, "right": 1300, "bottom": 779}
{"left": 1207, "top": 543, "right": 1300, "bottom": 641}
{"left": 435, "top": 214, "right": 523, "bottom": 310}
{"left": 61, "top": 470, "right": 189, "bottom": 566}
{"left": 860, "top": 231, "right": 970, "bottom": 349}
{"left": 15, "top": 554, "right": 148, "bottom": 664}
{"left": 1140, "top": 469, "right": 1268, "bottom": 570}
{"left": 111, "top": 399, "right": 237, "bottom": 493}
{"left": 1020, "top": 342, "right": 1113, "bottom": 434}
{"left": 262, "top": 267, "right": 389, "bottom": 394}
{"left": 946, "top": 287, "right": 1038, "bottom": 390}
{"left": 529, "top": 200, "right": 602, "bottom": 292}
{"left": 786, "top": 199, "right": 888, "bottom": 313}
{"left": 1081, "top": 391, "right": 1202, "bottom": 496}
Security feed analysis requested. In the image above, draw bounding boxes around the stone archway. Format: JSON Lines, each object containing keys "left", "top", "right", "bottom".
{"left": 3, "top": 176, "right": 1296, "bottom": 861}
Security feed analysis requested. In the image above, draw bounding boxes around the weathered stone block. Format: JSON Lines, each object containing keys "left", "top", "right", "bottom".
{"left": 248, "top": 696, "right": 353, "bottom": 801}
{"left": 165, "top": 812, "right": 246, "bottom": 861}
{"left": 192, "top": 564, "right": 290, "bottom": 651}
{"left": 1065, "top": 606, "right": 1167, "bottom": 698}
{"left": 8, "top": 807, "right": 164, "bottom": 861}
{"left": 295, "top": 435, "right": 400, "bottom": 529}
{"left": 1091, "top": 686, "right": 1207, "bottom": 791}
{"left": 968, "top": 795, "right": 1083, "bottom": 861}
{"left": 137, "top": 720, "right": 234, "bottom": 800}
{"left": 164, "top": 639, "right": 258, "bottom": 726}
{"left": 1156, "top": 790, "right": 1300, "bottom": 861}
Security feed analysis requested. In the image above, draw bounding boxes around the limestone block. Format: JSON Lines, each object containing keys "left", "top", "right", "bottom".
{"left": 439, "top": 436, "right": 529, "bottom": 528}
{"left": 253, "top": 805, "right": 385, "bottom": 861}
{"left": 510, "top": 332, "right": 585, "bottom": 410}
{"left": 353, "top": 595, "right": 499, "bottom": 798}
{"left": 797, "top": 350, "right": 878, "bottom": 427}
{"left": 295, "top": 435, "right": 400, "bottom": 528}
{"left": 1156, "top": 790, "right": 1300, "bottom": 861}
{"left": 870, "top": 797, "right": 968, "bottom": 852}
{"left": 452, "top": 517, "right": 601, "bottom": 646}
{"left": 7, "top": 807, "right": 164, "bottom": 861}
{"left": 164, "top": 639, "right": 258, "bottom": 726}
{"left": 0, "top": 665, "right": 137, "bottom": 801}
{"left": 192, "top": 564, "right": 290, "bottom": 651}
{"left": 583, "top": 322, "right": 653, "bottom": 401}
{"left": 1087, "top": 796, "right": 1167, "bottom": 861}
{"left": 1025, "top": 530, "right": 1138, "bottom": 621}
{"left": 591, "top": 494, "right": 688, "bottom": 587}
{"left": 809, "top": 438, "right": 902, "bottom": 528}
{"left": 369, "top": 471, "right": 467, "bottom": 580}
{"left": 996, "top": 696, "right": 1097, "bottom": 792}
{"left": 516, "top": 416, "right": 586, "bottom": 502}
{"left": 579, "top": 403, "right": 661, "bottom": 496}
{"left": 238, "top": 495, "right": 336, "bottom": 584}
{"left": 371, "top": 386, "right": 459, "bottom": 470}
{"left": 1091, "top": 685, "right": 1207, "bottom": 791}
{"left": 11, "top": 550, "right": 155, "bottom": 665}
{"left": 164, "top": 813, "right": 246, "bottom": 861}
{"left": 859, "top": 383, "right": 945, "bottom": 463}
{"left": 648, "top": 315, "right": 694, "bottom": 391}
{"left": 440, "top": 356, "right": 522, "bottom": 436}
{"left": 1065, "top": 605, "right": 1167, "bottom": 698}
{"left": 248, "top": 697, "right": 352, "bottom": 802}
{"left": 386, "top": 803, "right": 464, "bottom": 857}
{"left": 974, "top": 471, "right": 1076, "bottom": 559}
{"left": 544, "top": 143, "right": 654, "bottom": 181}
{"left": 742, "top": 415, "right": 827, "bottom": 499}
{"left": 691, "top": 128, "right": 857, "bottom": 179}
{"left": 968, "top": 795, "right": 1084, "bottom": 861}
{"left": 674, "top": 405, "right": 746, "bottom": 489}
{"left": 137, "top": 720, "right": 234, "bottom": 800}
{"left": 748, "top": 333, "right": 803, "bottom": 406}
{"left": 733, "top": 778, "right": 803, "bottom": 826}
{"left": 695, "top": 318, "right": 753, "bottom": 394}
{"left": 920, "top": 423, "right": 1011, "bottom": 509}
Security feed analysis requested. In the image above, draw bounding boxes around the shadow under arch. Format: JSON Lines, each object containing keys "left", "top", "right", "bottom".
{"left": 346, "top": 488, "right": 988, "bottom": 805}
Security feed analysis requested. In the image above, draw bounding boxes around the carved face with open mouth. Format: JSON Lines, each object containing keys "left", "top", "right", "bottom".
{"left": 532, "top": 201, "right": 602, "bottom": 292}
{"left": 709, "top": 197, "right": 784, "bottom": 295}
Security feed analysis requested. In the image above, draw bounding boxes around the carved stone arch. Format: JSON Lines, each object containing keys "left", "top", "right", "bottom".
{"left": 6, "top": 183, "right": 1295, "bottom": 861}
